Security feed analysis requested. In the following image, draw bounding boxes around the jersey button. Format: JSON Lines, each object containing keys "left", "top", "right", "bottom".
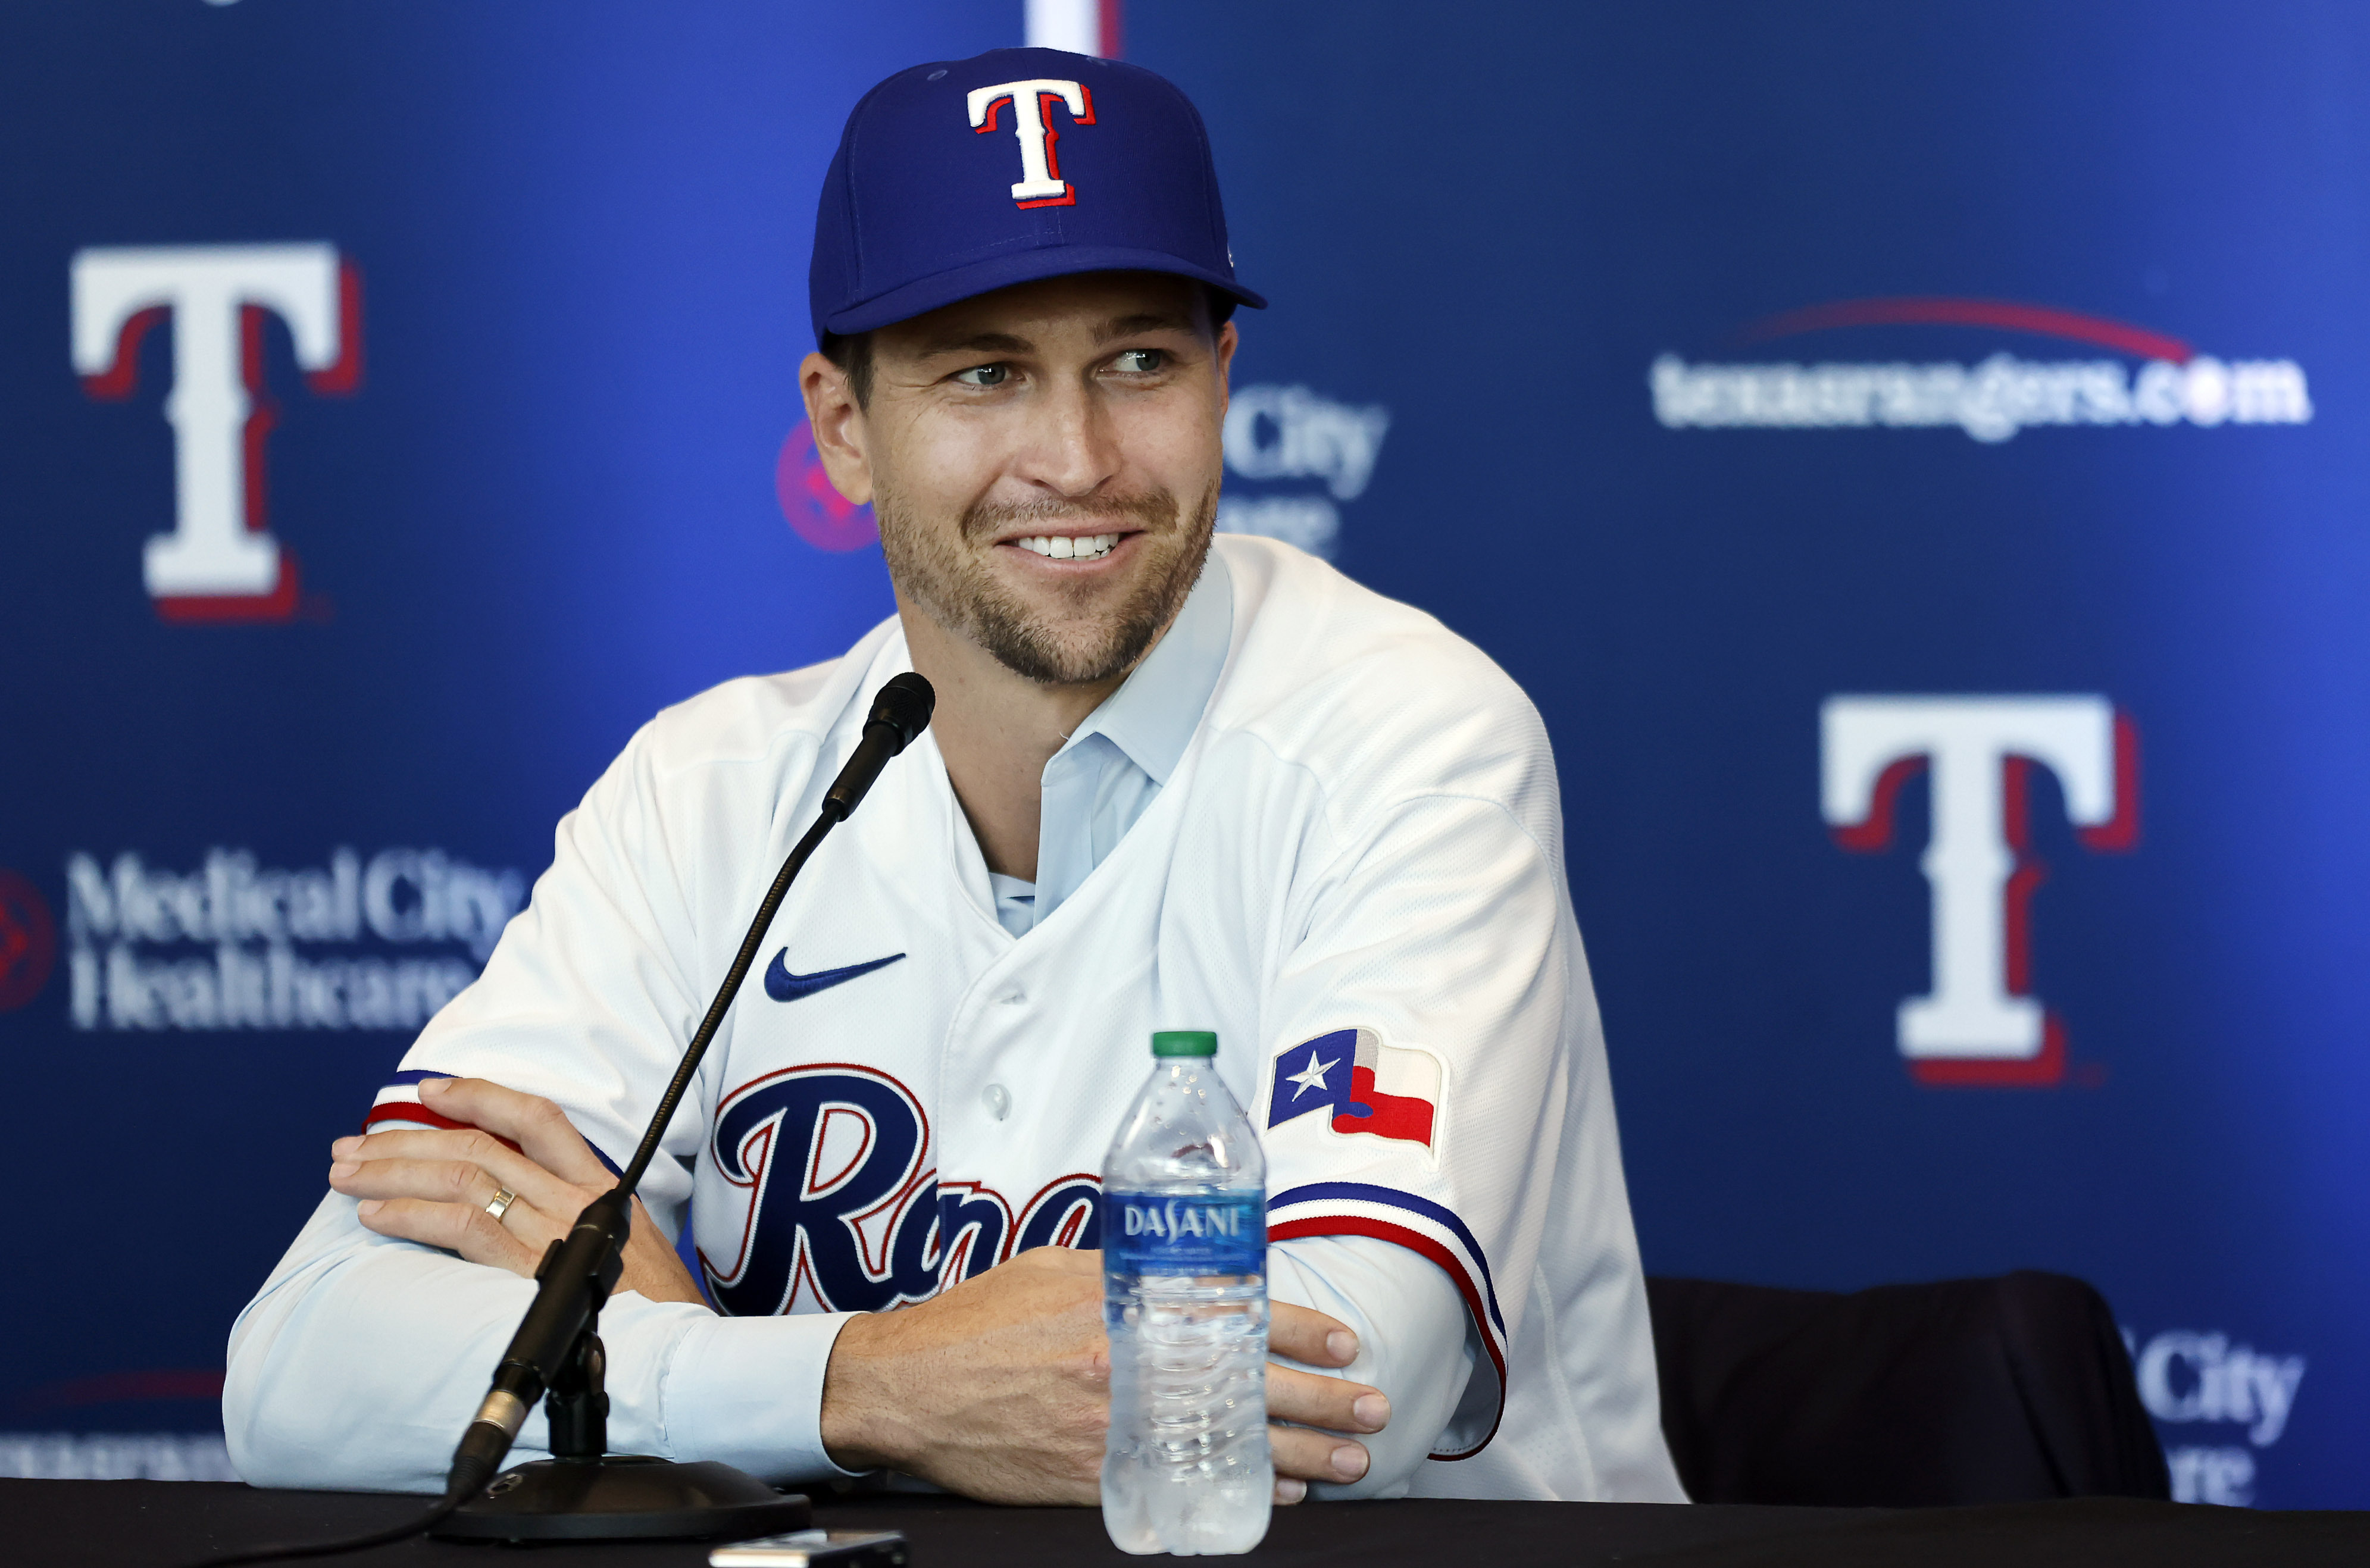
{"left": 982, "top": 1083, "right": 1011, "bottom": 1121}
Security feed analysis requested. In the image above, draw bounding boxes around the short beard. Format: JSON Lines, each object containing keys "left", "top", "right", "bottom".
{"left": 878, "top": 483, "right": 1218, "bottom": 687}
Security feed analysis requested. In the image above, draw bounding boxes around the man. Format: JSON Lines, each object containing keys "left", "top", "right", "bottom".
{"left": 226, "top": 46, "right": 1684, "bottom": 1506}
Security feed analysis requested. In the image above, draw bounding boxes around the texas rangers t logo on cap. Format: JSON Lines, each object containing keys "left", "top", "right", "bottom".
{"left": 809, "top": 48, "right": 1262, "bottom": 341}
{"left": 967, "top": 78, "right": 1097, "bottom": 208}
{"left": 1268, "top": 1028, "right": 1442, "bottom": 1150}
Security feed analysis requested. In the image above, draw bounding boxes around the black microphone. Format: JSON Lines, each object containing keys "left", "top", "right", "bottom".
{"left": 823, "top": 671, "right": 936, "bottom": 820}
{"left": 447, "top": 1189, "right": 630, "bottom": 1498}
{"left": 443, "top": 673, "right": 936, "bottom": 1500}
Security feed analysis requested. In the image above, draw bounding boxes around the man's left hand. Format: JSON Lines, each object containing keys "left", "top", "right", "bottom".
{"left": 326, "top": 1076, "right": 708, "bottom": 1306}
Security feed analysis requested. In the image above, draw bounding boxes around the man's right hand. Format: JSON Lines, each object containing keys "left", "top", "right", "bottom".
{"left": 819, "top": 1245, "right": 1390, "bottom": 1505}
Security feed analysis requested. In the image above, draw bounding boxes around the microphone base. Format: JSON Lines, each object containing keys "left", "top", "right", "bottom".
{"left": 431, "top": 1455, "right": 811, "bottom": 1542}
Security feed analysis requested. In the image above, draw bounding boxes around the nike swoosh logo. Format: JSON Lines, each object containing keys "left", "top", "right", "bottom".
{"left": 764, "top": 949, "right": 906, "bottom": 1002}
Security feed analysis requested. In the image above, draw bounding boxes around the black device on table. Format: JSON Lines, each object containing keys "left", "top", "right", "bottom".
{"left": 711, "top": 1528, "right": 912, "bottom": 1568}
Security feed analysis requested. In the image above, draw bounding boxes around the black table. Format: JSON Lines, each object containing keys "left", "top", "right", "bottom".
{"left": 8, "top": 1481, "right": 2369, "bottom": 1568}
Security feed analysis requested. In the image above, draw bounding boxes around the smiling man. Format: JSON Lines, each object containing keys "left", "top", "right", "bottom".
{"left": 225, "top": 48, "right": 1684, "bottom": 1507}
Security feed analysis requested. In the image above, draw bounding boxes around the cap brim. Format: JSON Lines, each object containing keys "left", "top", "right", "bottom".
{"left": 824, "top": 245, "right": 1266, "bottom": 338}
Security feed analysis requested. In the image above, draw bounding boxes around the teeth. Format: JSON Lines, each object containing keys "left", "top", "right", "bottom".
{"left": 1017, "top": 533, "right": 1119, "bottom": 561}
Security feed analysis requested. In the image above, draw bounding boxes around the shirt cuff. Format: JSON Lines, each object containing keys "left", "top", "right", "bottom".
{"left": 659, "top": 1309, "right": 865, "bottom": 1483}
{"left": 1267, "top": 1233, "right": 1477, "bottom": 1496}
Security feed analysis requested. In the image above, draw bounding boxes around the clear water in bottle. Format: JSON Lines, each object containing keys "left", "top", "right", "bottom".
{"left": 1100, "top": 1029, "right": 1272, "bottom": 1556}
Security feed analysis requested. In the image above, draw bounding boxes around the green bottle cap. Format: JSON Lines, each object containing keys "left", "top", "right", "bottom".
{"left": 1152, "top": 1030, "right": 1218, "bottom": 1058}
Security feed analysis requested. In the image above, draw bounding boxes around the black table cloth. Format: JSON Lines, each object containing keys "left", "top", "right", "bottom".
{"left": 7, "top": 1481, "right": 2368, "bottom": 1568}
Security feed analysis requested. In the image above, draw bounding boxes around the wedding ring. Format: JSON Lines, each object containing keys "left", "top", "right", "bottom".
{"left": 484, "top": 1187, "right": 518, "bottom": 1222}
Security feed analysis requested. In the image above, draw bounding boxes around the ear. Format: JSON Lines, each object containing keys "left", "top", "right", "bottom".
{"left": 800, "top": 351, "right": 874, "bottom": 506}
{"left": 1215, "top": 318, "right": 1239, "bottom": 418}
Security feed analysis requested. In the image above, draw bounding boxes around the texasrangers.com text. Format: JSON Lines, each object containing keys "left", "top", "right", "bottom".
{"left": 1651, "top": 351, "right": 2311, "bottom": 442}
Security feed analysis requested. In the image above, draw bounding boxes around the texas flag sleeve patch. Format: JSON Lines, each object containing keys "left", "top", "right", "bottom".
{"left": 1267, "top": 1028, "right": 1441, "bottom": 1149}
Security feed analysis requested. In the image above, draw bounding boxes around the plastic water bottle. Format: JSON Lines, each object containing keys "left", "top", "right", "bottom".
{"left": 1100, "top": 1030, "right": 1272, "bottom": 1556}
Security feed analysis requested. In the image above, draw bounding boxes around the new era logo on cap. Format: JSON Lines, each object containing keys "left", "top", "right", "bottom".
{"left": 809, "top": 47, "right": 1264, "bottom": 342}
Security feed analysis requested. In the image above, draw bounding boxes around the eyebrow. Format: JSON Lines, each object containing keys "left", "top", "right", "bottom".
{"left": 1095, "top": 311, "right": 1197, "bottom": 343}
{"left": 912, "top": 330, "right": 1033, "bottom": 358}
{"left": 909, "top": 311, "right": 1201, "bottom": 360}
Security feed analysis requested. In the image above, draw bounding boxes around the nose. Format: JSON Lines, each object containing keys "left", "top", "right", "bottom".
{"left": 1011, "top": 374, "right": 1123, "bottom": 500}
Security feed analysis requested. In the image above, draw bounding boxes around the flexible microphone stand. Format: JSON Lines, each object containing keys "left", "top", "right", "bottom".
{"left": 198, "top": 672, "right": 935, "bottom": 1567}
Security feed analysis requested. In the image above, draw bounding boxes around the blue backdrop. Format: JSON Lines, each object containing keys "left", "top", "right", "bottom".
{"left": 1, "top": 0, "right": 2360, "bottom": 1508}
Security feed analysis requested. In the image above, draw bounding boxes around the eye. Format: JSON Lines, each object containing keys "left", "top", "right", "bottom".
{"left": 1111, "top": 349, "right": 1166, "bottom": 374}
{"left": 952, "top": 363, "right": 1011, "bottom": 389}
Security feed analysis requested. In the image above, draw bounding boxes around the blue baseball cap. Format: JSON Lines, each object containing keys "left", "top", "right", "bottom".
{"left": 809, "top": 47, "right": 1266, "bottom": 343}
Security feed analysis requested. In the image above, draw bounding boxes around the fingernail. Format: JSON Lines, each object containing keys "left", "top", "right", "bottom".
{"left": 1330, "top": 1444, "right": 1368, "bottom": 1482}
{"left": 328, "top": 1162, "right": 358, "bottom": 1181}
{"left": 329, "top": 1137, "right": 358, "bottom": 1157}
{"left": 418, "top": 1076, "right": 450, "bottom": 1096}
{"left": 1326, "top": 1329, "right": 1359, "bottom": 1363}
{"left": 356, "top": 1199, "right": 383, "bottom": 1218}
{"left": 1353, "top": 1393, "right": 1391, "bottom": 1431}
{"left": 1274, "top": 1478, "right": 1307, "bottom": 1505}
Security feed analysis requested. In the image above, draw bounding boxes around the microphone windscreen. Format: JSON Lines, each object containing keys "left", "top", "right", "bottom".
{"left": 867, "top": 672, "right": 936, "bottom": 753}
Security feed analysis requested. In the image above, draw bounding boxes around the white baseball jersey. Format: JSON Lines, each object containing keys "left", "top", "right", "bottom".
{"left": 226, "top": 536, "right": 1680, "bottom": 1503}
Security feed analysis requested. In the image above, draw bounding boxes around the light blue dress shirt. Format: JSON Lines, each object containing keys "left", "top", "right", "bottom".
{"left": 987, "top": 554, "right": 1234, "bottom": 937}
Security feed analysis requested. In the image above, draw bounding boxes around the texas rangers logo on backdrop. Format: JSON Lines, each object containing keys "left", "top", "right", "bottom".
{"left": 71, "top": 243, "right": 361, "bottom": 622}
{"left": 0, "top": 870, "right": 58, "bottom": 1013}
{"left": 1267, "top": 1028, "right": 1443, "bottom": 1153}
{"left": 968, "top": 78, "right": 1096, "bottom": 208}
{"left": 698, "top": 1063, "right": 1103, "bottom": 1317}
{"left": 774, "top": 421, "right": 878, "bottom": 553}
{"left": 1822, "top": 696, "right": 2138, "bottom": 1086}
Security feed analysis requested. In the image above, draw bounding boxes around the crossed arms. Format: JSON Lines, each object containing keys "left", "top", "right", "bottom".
{"left": 229, "top": 1075, "right": 1474, "bottom": 1503}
